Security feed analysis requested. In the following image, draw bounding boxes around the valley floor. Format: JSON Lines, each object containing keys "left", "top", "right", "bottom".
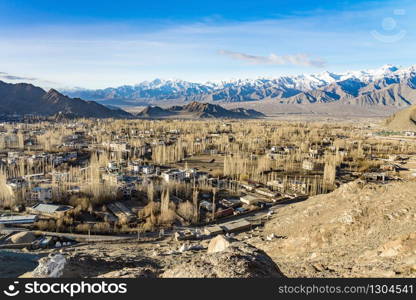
{"left": 123, "top": 102, "right": 398, "bottom": 119}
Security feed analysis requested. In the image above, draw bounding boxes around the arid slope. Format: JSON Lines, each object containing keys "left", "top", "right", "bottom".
{"left": 253, "top": 180, "right": 416, "bottom": 277}
{"left": 385, "top": 104, "right": 416, "bottom": 131}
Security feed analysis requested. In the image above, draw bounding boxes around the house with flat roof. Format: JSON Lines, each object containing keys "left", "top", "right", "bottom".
{"left": 27, "top": 203, "right": 73, "bottom": 218}
{"left": 204, "top": 225, "right": 224, "bottom": 236}
{"left": 240, "top": 194, "right": 264, "bottom": 205}
{"left": 161, "top": 169, "right": 185, "bottom": 183}
{"left": 106, "top": 202, "right": 136, "bottom": 224}
{"left": 0, "top": 214, "right": 38, "bottom": 225}
{"left": 221, "top": 219, "right": 251, "bottom": 233}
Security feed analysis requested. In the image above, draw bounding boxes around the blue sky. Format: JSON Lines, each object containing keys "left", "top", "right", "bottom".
{"left": 0, "top": 0, "right": 415, "bottom": 89}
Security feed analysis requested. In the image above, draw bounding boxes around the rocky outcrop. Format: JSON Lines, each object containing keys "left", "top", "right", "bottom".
{"left": 21, "top": 238, "right": 282, "bottom": 278}
{"left": 22, "top": 250, "right": 160, "bottom": 278}
{"left": 31, "top": 253, "right": 67, "bottom": 278}
{"left": 251, "top": 180, "right": 416, "bottom": 277}
{"left": 162, "top": 241, "right": 284, "bottom": 278}
{"left": 207, "top": 235, "right": 231, "bottom": 254}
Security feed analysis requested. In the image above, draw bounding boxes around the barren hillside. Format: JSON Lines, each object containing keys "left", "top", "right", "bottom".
{"left": 385, "top": 105, "right": 416, "bottom": 131}
{"left": 251, "top": 180, "right": 416, "bottom": 277}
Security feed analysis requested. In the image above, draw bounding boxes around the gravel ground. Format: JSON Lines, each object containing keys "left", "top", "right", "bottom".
{"left": 252, "top": 180, "right": 416, "bottom": 277}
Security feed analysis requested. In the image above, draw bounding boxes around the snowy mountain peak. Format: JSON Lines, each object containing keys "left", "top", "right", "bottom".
{"left": 368, "top": 64, "right": 400, "bottom": 76}
{"left": 381, "top": 64, "right": 399, "bottom": 71}
{"left": 61, "top": 64, "right": 416, "bottom": 105}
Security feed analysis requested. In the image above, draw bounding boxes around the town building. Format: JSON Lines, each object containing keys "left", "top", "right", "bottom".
{"left": 161, "top": 169, "right": 185, "bottom": 183}
{"left": 30, "top": 187, "right": 53, "bottom": 202}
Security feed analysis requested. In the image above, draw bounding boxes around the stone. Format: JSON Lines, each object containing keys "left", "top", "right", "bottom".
{"left": 32, "top": 253, "right": 67, "bottom": 278}
{"left": 266, "top": 234, "right": 275, "bottom": 241}
{"left": 179, "top": 244, "right": 190, "bottom": 252}
{"left": 207, "top": 235, "right": 231, "bottom": 254}
{"left": 312, "top": 263, "right": 324, "bottom": 272}
{"left": 179, "top": 243, "right": 203, "bottom": 252}
{"left": 162, "top": 241, "right": 284, "bottom": 278}
{"left": 379, "top": 248, "right": 399, "bottom": 257}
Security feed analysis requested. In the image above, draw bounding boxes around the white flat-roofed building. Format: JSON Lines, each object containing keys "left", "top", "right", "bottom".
{"left": 240, "top": 194, "right": 263, "bottom": 205}
{"left": 27, "top": 203, "right": 73, "bottom": 218}
{"left": 0, "top": 214, "right": 38, "bottom": 225}
{"left": 161, "top": 169, "right": 185, "bottom": 183}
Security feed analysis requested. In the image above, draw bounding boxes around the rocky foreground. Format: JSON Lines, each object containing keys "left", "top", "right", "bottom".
{"left": 13, "top": 179, "right": 416, "bottom": 278}
{"left": 253, "top": 180, "right": 416, "bottom": 277}
{"left": 20, "top": 235, "right": 283, "bottom": 278}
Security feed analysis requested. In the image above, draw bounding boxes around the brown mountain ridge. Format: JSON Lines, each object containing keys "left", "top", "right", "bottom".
{"left": 136, "top": 101, "right": 265, "bottom": 119}
{"left": 0, "top": 81, "right": 132, "bottom": 118}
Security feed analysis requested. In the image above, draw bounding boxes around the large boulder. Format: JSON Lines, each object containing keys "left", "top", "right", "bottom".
{"left": 31, "top": 253, "right": 67, "bottom": 278}
{"left": 207, "top": 235, "right": 231, "bottom": 254}
{"left": 23, "top": 251, "right": 161, "bottom": 278}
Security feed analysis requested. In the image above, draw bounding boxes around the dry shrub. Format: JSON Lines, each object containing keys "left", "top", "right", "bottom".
{"left": 92, "top": 222, "right": 111, "bottom": 234}
{"left": 56, "top": 218, "right": 66, "bottom": 232}
{"left": 62, "top": 215, "right": 74, "bottom": 225}
{"left": 119, "top": 224, "right": 131, "bottom": 233}
{"left": 35, "top": 219, "right": 56, "bottom": 231}
{"left": 69, "top": 196, "right": 91, "bottom": 211}
{"left": 177, "top": 201, "right": 194, "bottom": 221}
{"left": 211, "top": 169, "right": 223, "bottom": 178}
{"left": 140, "top": 201, "right": 160, "bottom": 219}
{"left": 141, "top": 218, "right": 156, "bottom": 232}
{"left": 35, "top": 220, "right": 50, "bottom": 231}
{"left": 75, "top": 223, "right": 91, "bottom": 233}
{"left": 357, "top": 160, "right": 382, "bottom": 172}
{"left": 159, "top": 208, "right": 176, "bottom": 225}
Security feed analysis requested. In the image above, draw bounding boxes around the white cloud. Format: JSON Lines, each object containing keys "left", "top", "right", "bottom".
{"left": 0, "top": 71, "right": 57, "bottom": 88}
{"left": 218, "top": 49, "right": 326, "bottom": 68}
{"left": 0, "top": 71, "right": 37, "bottom": 81}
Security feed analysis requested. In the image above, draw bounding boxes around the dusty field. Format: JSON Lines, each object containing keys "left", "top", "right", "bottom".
{"left": 172, "top": 154, "right": 224, "bottom": 175}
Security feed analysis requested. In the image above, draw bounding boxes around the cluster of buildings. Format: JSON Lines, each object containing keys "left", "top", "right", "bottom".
{"left": 1, "top": 118, "right": 411, "bottom": 235}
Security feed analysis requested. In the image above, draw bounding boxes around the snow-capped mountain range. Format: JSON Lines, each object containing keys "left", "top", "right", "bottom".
{"left": 62, "top": 65, "right": 416, "bottom": 107}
